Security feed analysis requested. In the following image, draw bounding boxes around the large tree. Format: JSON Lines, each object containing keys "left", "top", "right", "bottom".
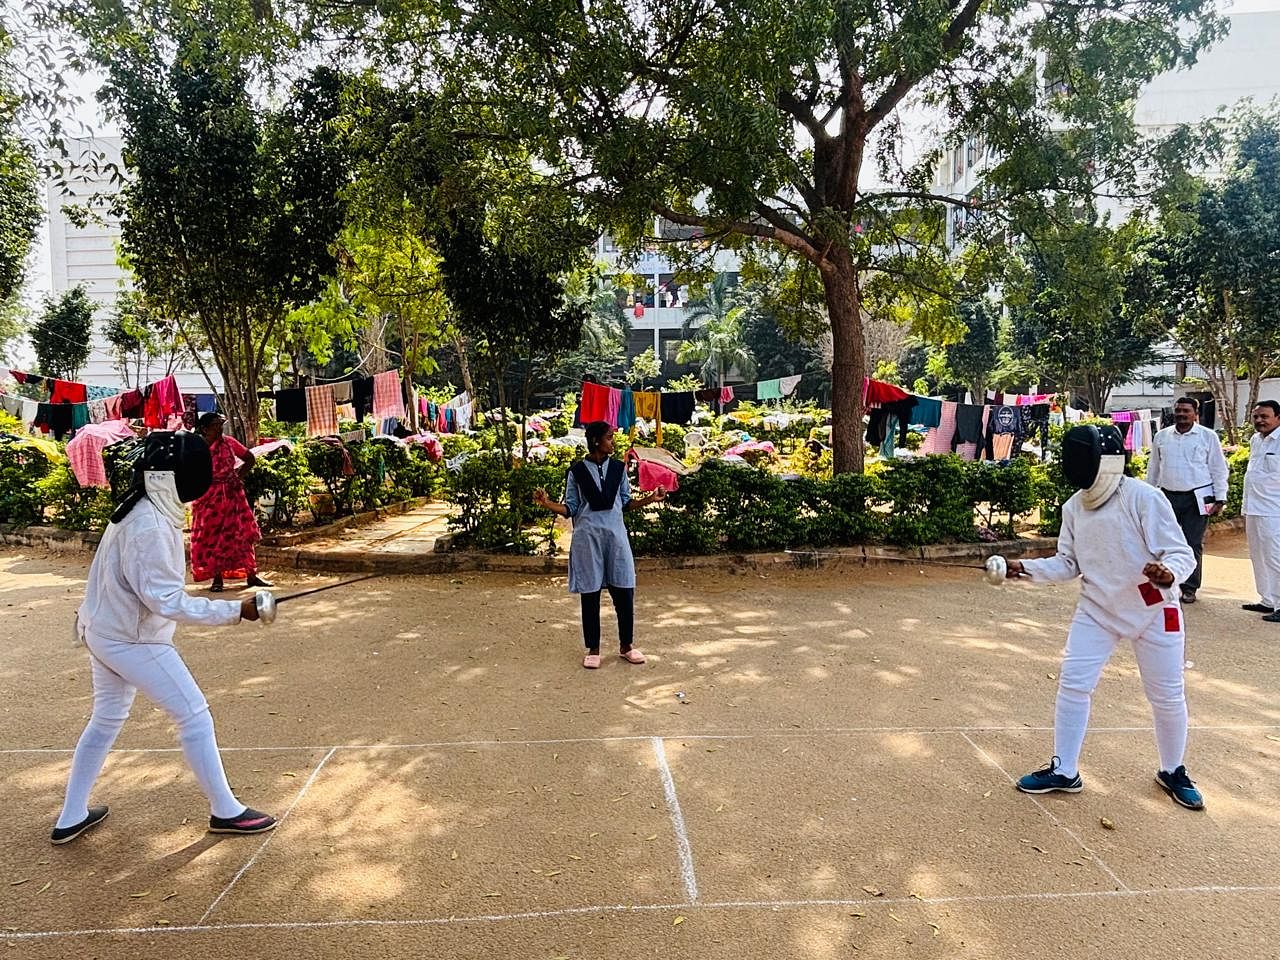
{"left": 1132, "top": 107, "right": 1280, "bottom": 441}
{"left": 0, "top": 24, "right": 42, "bottom": 360}
{"left": 83, "top": 18, "right": 347, "bottom": 442}
{"left": 311, "top": 0, "right": 1222, "bottom": 472}
{"left": 1006, "top": 212, "right": 1159, "bottom": 411}
{"left": 32, "top": 285, "right": 93, "bottom": 379}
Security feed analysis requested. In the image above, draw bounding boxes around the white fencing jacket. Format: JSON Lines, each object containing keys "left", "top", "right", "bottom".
{"left": 78, "top": 497, "right": 243, "bottom": 645}
{"left": 1021, "top": 478, "right": 1196, "bottom": 637}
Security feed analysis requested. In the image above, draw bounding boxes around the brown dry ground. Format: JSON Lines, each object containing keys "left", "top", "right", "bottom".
{"left": 1, "top": 534, "right": 1278, "bottom": 959}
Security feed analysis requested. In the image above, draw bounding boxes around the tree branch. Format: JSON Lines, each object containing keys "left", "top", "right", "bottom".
{"left": 651, "top": 203, "right": 826, "bottom": 266}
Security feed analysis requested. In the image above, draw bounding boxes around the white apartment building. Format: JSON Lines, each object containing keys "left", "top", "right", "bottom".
{"left": 931, "top": 10, "right": 1280, "bottom": 413}
{"left": 594, "top": 221, "right": 743, "bottom": 372}
{"left": 46, "top": 136, "right": 222, "bottom": 392}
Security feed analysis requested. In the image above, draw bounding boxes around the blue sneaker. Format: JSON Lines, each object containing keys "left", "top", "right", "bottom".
{"left": 1016, "top": 757, "right": 1083, "bottom": 794}
{"left": 1156, "top": 766, "right": 1205, "bottom": 810}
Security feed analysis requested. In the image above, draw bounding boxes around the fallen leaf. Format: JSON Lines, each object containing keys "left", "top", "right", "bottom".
{"left": 36, "top": 882, "right": 51, "bottom": 895}
{"left": 888, "top": 912, "right": 902, "bottom": 923}
{"left": 161, "top": 892, "right": 177, "bottom": 901}
{"left": 861, "top": 886, "right": 882, "bottom": 897}
{"left": 981, "top": 790, "right": 991, "bottom": 799}
{"left": 928, "top": 922, "right": 940, "bottom": 937}
{"left": 546, "top": 870, "right": 562, "bottom": 877}
{"left": 610, "top": 793, "right": 630, "bottom": 803}
{"left": 1100, "top": 817, "right": 1116, "bottom": 830}
{"left": 673, "top": 916, "right": 685, "bottom": 926}
{"left": 9, "top": 880, "right": 30, "bottom": 887}
{"left": 1266, "top": 735, "right": 1280, "bottom": 743}
{"left": 644, "top": 834, "right": 658, "bottom": 841}
{"left": 589, "top": 832, "right": 599, "bottom": 838}
{"left": 282, "top": 772, "right": 297, "bottom": 778}
{"left": 909, "top": 892, "right": 923, "bottom": 900}
{"left": 482, "top": 893, "right": 501, "bottom": 898}
{"left": 1018, "top": 838, "right": 1032, "bottom": 845}
{"left": 849, "top": 911, "right": 866, "bottom": 918}
{"left": 155, "top": 920, "right": 170, "bottom": 926}
{"left": 129, "top": 891, "right": 151, "bottom": 899}
{"left": 1031, "top": 845, "right": 1048, "bottom": 854}
{"left": 451, "top": 850, "right": 458, "bottom": 861}
{"left": 568, "top": 855, "right": 582, "bottom": 861}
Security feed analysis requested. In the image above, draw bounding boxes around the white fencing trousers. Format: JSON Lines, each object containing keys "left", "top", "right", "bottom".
{"left": 56, "top": 635, "right": 244, "bottom": 829}
{"left": 1052, "top": 607, "right": 1188, "bottom": 779}
{"left": 1246, "top": 514, "right": 1280, "bottom": 610}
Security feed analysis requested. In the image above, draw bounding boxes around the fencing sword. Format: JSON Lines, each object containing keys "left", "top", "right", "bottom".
{"left": 253, "top": 573, "right": 383, "bottom": 624}
{"left": 782, "top": 549, "right": 1013, "bottom": 585}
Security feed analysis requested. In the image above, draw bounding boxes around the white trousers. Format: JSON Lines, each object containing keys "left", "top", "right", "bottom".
{"left": 1052, "top": 608, "right": 1188, "bottom": 778}
{"left": 1246, "top": 514, "right": 1280, "bottom": 609}
{"left": 56, "top": 635, "right": 244, "bottom": 828}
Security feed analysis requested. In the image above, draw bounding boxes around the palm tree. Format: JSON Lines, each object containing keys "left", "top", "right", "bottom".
{"left": 676, "top": 305, "right": 757, "bottom": 388}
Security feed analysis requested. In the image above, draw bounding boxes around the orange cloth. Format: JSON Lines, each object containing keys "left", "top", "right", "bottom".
{"left": 630, "top": 390, "right": 662, "bottom": 446}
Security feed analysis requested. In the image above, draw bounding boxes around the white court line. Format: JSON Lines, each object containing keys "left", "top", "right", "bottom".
{"left": 4, "top": 884, "right": 1280, "bottom": 941}
{"left": 650, "top": 737, "right": 699, "bottom": 902}
{"left": 958, "top": 732, "right": 1130, "bottom": 892}
{"left": 196, "top": 747, "right": 336, "bottom": 926}
{"left": 4, "top": 723, "right": 1278, "bottom": 756}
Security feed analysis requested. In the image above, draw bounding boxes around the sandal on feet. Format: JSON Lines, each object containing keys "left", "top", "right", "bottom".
{"left": 209, "top": 807, "right": 277, "bottom": 835}
{"left": 582, "top": 653, "right": 602, "bottom": 669}
{"left": 247, "top": 575, "right": 273, "bottom": 588}
{"left": 619, "top": 648, "right": 646, "bottom": 664}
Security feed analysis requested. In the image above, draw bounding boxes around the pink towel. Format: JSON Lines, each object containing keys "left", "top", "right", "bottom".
{"left": 637, "top": 460, "right": 680, "bottom": 493}
{"left": 720, "top": 387, "right": 734, "bottom": 406}
{"left": 372, "top": 370, "right": 405, "bottom": 420}
{"left": 605, "top": 386, "right": 622, "bottom": 429}
{"left": 65, "top": 421, "right": 136, "bottom": 488}
{"left": 306, "top": 384, "right": 338, "bottom": 437}
{"left": 921, "top": 401, "right": 958, "bottom": 454}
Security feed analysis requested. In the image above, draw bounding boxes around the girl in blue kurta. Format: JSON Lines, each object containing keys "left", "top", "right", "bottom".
{"left": 534, "top": 420, "right": 667, "bottom": 669}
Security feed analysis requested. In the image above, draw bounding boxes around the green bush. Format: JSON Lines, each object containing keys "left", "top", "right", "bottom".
{"left": 36, "top": 464, "right": 114, "bottom": 531}
{"left": 1224, "top": 447, "right": 1248, "bottom": 520}
{"left": 970, "top": 458, "right": 1037, "bottom": 539}
{"left": 0, "top": 440, "right": 56, "bottom": 525}
{"left": 877, "top": 456, "right": 978, "bottom": 546}
{"left": 243, "top": 445, "right": 313, "bottom": 530}
{"left": 444, "top": 453, "right": 561, "bottom": 554}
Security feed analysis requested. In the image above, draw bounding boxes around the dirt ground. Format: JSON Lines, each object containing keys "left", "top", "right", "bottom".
{"left": 1, "top": 533, "right": 1278, "bottom": 959}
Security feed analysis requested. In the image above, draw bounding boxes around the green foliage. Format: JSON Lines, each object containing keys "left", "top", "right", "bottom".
{"left": 970, "top": 458, "right": 1037, "bottom": 538}
{"left": 242, "top": 446, "right": 312, "bottom": 530}
{"left": 35, "top": 464, "right": 113, "bottom": 531}
{"left": 0, "top": 440, "right": 53, "bottom": 524}
{"left": 32, "top": 285, "right": 94, "bottom": 380}
{"left": 877, "top": 456, "right": 980, "bottom": 546}
{"left": 1224, "top": 447, "right": 1249, "bottom": 520}
{"left": 444, "top": 452, "right": 559, "bottom": 554}
{"left": 627, "top": 347, "right": 661, "bottom": 388}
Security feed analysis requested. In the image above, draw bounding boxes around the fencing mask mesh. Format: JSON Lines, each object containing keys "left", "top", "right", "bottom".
{"left": 1061, "top": 424, "right": 1127, "bottom": 510}
{"left": 110, "top": 431, "right": 213, "bottom": 524}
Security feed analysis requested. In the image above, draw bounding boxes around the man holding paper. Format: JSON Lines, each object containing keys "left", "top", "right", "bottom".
{"left": 1146, "top": 397, "right": 1228, "bottom": 604}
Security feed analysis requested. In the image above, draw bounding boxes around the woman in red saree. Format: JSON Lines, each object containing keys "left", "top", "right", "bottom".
{"left": 192, "top": 413, "right": 271, "bottom": 592}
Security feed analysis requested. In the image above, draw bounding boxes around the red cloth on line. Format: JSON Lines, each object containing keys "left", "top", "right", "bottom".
{"left": 190, "top": 435, "right": 261, "bottom": 582}
{"left": 142, "top": 376, "right": 183, "bottom": 428}
{"left": 579, "top": 382, "right": 612, "bottom": 424}
{"left": 51, "top": 379, "right": 87, "bottom": 404}
{"left": 863, "top": 378, "right": 911, "bottom": 406}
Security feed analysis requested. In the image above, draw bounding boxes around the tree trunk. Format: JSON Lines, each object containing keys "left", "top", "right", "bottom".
{"left": 454, "top": 333, "right": 476, "bottom": 404}
{"left": 821, "top": 253, "right": 867, "bottom": 474}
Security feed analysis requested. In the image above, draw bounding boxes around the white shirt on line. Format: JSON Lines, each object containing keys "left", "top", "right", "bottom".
{"left": 1244, "top": 428, "right": 1280, "bottom": 517}
{"left": 78, "top": 497, "right": 243, "bottom": 645}
{"left": 1145, "top": 423, "right": 1228, "bottom": 502}
{"left": 1020, "top": 478, "right": 1197, "bottom": 638}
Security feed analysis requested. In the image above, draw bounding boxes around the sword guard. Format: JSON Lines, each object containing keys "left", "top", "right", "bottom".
{"left": 255, "top": 590, "right": 277, "bottom": 624}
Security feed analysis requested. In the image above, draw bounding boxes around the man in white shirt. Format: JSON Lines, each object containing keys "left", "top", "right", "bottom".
{"left": 1146, "top": 397, "right": 1228, "bottom": 604}
{"left": 1244, "top": 401, "right": 1280, "bottom": 621}
{"left": 1005, "top": 424, "right": 1203, "bottom": 810}
{"left": 51, "top": 432, "right": 277, "bottom": 845}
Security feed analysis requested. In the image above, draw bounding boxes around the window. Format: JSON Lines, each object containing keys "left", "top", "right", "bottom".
{"left": 953, "top": 145, "right": 964, "bottom": 180}
{"left": 966, "top": 137, "right": 978, "bottom": 167}
{"left": 601, "top": 234, "right": 618, "bottom": 253}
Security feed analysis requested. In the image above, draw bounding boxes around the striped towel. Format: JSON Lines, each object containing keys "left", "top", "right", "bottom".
{"left": 372, "top": 370, "right": 405, "bottom": 420}
{"left": 306, "top": 384, "right": 338, "bottom": 437}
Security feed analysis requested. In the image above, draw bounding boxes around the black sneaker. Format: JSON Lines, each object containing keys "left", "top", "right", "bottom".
{"left": 1016, "top": 757, "right": 1083, "bottom": 794}
{"left": 1263, "top": 611, "right": 1280, "bottom": 623}
{"left": 1180, "top": 590, "right": 1197, "bottom": 604}
{"left": 1156, "top": 766, "right": 1205, "bottom": 810}
{"left": 1242, "top": 602, "right": 1275, "bottom": 613}
{"left": 50, "top": 805, "right": 109, "bottom": 845}
{"left": 209, "top": 807, "right": 277, "bottom": 835}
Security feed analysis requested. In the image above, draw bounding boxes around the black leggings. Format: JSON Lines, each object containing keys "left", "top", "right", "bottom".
{"left": 581, "top": 586, "right": 634, "bottom": 654}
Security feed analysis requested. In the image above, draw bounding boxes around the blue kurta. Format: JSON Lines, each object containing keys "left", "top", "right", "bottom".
{"left": 564, "top": 460, "right": 635, "bottom": 593}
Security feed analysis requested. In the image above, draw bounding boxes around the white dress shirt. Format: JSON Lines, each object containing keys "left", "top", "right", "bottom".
{"left": 78, "top": 497, "right": 243, "bottom": 645}
{"left": 1146, "top": 423, "right": 1228, "bottom": 501}
{"left": 1244, "top": 428, "right": 1280, "bottom": 517}
{"left": 1021, "top": 478, "right": 1196, "bottom": 637}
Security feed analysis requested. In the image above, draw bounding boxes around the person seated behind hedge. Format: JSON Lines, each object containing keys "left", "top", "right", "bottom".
{"left": 533, "top": 420, "right": 667, "bottom": 669}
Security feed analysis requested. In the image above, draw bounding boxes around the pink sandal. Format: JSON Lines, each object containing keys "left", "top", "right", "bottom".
{"left": 619, "top": 649, "right": 646, "bottom": 664}
{"left": 582, "top": 653, "right": 602, "bottom": 669}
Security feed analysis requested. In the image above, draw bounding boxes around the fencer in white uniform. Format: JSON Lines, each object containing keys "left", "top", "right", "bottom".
{"left": 1005, "top": 424, "right": 1205, "bottom": 810}
{"left": 51, "top": 431, "right": 278, "bottom": 844}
